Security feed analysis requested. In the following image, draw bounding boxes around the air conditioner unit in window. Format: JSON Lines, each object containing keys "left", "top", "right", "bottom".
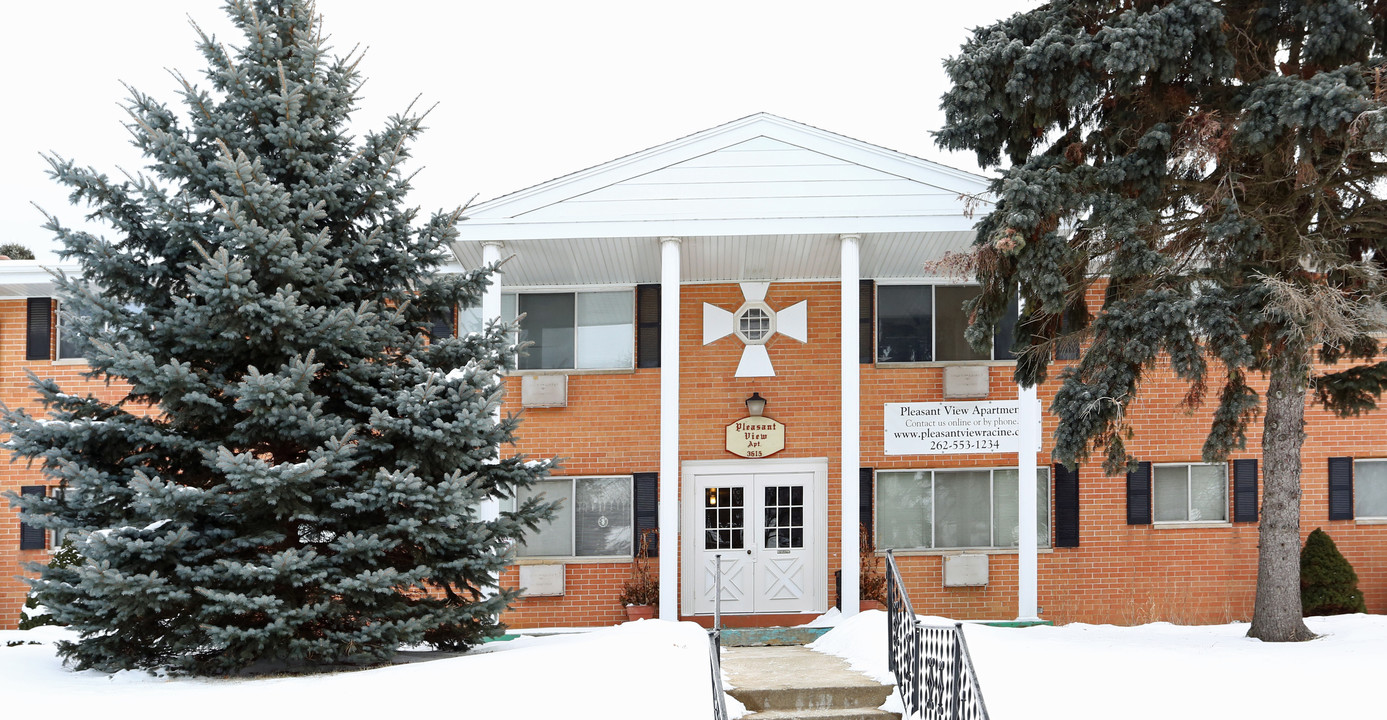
{"left": 521, "top": 374, "right": 568, "bottom": 408}
{"left": 943, "top": 553, "right": 988, "bottom": 587}
{"left": 518, "top": 564, "right": 565, "bottom": 597}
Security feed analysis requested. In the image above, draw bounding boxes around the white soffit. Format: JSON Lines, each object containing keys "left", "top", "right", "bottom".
{"left": 449, "top": 230, "right": 982, "bottom": 286}
{"left": 454, "top": 113, "right": 992, "bottom": 244}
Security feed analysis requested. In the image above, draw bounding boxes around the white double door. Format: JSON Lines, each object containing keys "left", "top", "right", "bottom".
{"left": 683, "top": 459, "right": 826, "bottom": 616}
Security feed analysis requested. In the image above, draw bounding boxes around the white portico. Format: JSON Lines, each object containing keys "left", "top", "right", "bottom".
{"left": 452, "top": 113, "right": 1042, "bottom": 623}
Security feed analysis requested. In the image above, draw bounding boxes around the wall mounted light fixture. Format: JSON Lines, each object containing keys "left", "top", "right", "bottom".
{"left": 745, "top": 392, "right": 767, "bottom": 417}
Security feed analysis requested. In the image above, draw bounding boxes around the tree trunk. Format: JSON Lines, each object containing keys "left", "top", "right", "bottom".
{"left": 1246, "top": 359, "right": 1315, "bottom": 642}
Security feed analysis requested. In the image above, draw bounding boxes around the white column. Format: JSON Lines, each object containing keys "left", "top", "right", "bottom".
{"left": 480, "top": 241, "right": 504, "bottom": 524}
{"left": 658, "top": 237, "right": 681, "bottom": 619}
{"left": 480, "top": 241, "right": 504, "bottom": 598}
{"left": 840, "top": 234, "right": 861, "bottom": 618}
{"left": 481, "top": 241, "right": 503, "bottom": 331}
{"left": 1016, "top": 293, "right": 1041, "bottom": 621}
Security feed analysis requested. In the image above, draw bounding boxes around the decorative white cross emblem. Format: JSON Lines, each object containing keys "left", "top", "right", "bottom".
{"left": 702, "top": 282, "right": 808, "bottom": 377}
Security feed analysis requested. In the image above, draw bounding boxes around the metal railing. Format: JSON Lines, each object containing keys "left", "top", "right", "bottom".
{"left": 709, "top": 552, "right": 729, "bottom": 720}
{"left": 885, "top": 551, "right": 990, "bottom": 720}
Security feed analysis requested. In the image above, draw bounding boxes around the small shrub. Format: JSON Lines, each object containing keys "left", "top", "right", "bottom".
{"left": 860, "top": 524, "right": 886, "bottom": 605}
{"left": 18, "top": 541, "right": 82, "bottom": 630}
{"left": 1301, "top": 528, "right": 1366, "bottom": 616}
{"left": 619, "top": 531, "right": 659, "bottom": 607}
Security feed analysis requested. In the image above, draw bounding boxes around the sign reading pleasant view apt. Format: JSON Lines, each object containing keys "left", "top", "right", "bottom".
{"left": 884, "top": 401, "right": 1023, "bottom": 456}
{"left": 726, "top": 416, "right": 785, "bottom": 458}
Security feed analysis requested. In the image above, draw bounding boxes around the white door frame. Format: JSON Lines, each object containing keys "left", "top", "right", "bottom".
{"left": 680, "top": 457, "right": 830, "bottom": 616}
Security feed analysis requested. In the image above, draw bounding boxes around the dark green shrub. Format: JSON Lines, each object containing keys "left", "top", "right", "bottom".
{"left": 18, "top": 541, "right": 82, "bottom": 630}
{"left": 1301, "top": 528, "right": 1367, "bottom": 616}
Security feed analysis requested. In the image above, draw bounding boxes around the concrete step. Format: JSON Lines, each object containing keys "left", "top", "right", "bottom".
{"left": 721, "top": 646, "right": 895, "bottom": 718}
{"left": 730, "top": 684, "right": 895, "bottom": 713}
{"left": 742, "top": 708, "right": 900, "bottom": 720}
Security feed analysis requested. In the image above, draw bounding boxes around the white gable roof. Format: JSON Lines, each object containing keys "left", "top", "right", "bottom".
{"left": 455, "top": 113, "right": 991, "bottom": 243}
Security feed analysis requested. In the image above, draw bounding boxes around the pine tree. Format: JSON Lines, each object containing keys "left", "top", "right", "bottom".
{"left": 1300, "top": 528, "right": 1367, "bottom": 616}
{"left": 3, "top": 0, "right": 554, "bottom": 674}
{"left": 937, "top": 1, "right": 1387, "bottom": 642}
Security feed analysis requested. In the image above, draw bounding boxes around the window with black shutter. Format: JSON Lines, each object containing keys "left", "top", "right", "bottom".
{"left": 1233, "top": 459, "right": 1259, "bottom": 523}
{"left": 19, "top": 486, "right": 46, "bottom": 550}
{"left": 859, "top": 467, "right": 874, "bottom": 548}
{"left": 633, "top": 472, "right": 659, "bottom": 556}
{"left": 1328, "top": 457, "right": 1354, "bottom": 521}
{"left": 431, "top": 304, "right": 456, "bottom": 340}
{"left": 26, "top": 297, "right": 52, "bottom": 361}
{"left": 1054, "top": 463, "right": 1080, "bottom": 546}
{"left": 1126, "top": 461, "right": 1152, "bottom": 525}
{"left": 636, "top": 285, "right": 661, "bottom": 369}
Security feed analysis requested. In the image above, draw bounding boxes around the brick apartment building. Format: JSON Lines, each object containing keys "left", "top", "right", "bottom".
{"left": 4, "top": 114, "right": 1385, "bottom": 631}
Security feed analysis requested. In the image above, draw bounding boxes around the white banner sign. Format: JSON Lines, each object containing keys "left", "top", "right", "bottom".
{"left": 884, "top": 401, "right": 1023, "bottom": 456}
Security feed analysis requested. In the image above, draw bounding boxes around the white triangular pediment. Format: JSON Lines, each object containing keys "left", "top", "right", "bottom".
{"left": 456, "top": 113, "right": 991, "bottom": 242}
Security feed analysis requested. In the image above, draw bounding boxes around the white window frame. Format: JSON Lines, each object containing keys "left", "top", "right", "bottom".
{"left": 875, "top": 282, "right": 1010, "bottom": 364}
{"left": 513, "top": 475, "right": 635, "bottom": 559}
{"left": 1152, "top": 462, "right": 1228, "bottom": 524}
{"left": 1354, "top": 458, "right": 1387, "bottom": 520}
{"left": 875, "top": 466, "right": 1051, "bottom": 551}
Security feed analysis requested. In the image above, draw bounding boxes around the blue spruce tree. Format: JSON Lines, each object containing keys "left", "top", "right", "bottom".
{"left": 4, "top": 0, "right": 555, "bottom": 673}
{"left": 938, "top": 1, "right": 1387, "bottom": 642}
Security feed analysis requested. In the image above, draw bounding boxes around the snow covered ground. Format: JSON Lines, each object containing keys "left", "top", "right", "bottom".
{"left": 1, "top": 621, "right": 715, "bottom": 720}
{"left": 810, "top": 610, "right": 1387, "bottom": 719}
{"left": 5, "top": 612, "right": 1385, "bottom": 719}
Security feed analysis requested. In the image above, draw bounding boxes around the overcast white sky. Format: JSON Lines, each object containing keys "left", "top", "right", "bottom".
{"left": 2, "top": 0, "right": 1037, "bottom": 261}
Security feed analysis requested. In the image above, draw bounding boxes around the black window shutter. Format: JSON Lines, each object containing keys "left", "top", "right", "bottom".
{"left": 1233, "top": 459, "right": 1259, "bottom": 523}
{"left": 431, "top": 304, "right": 456, "bottom": 339}
{"left": 993, "top": 292, "right": 1019, "bottom": 360}
{"left": 1328, "top": 457, "right": 1354, "bottom": 521}
{"left": 1126, "top": 461, "right": 1152, "bottom": 525}
{"left": 19, "top": 486, "right": 46, "bottom": 550}
{"left": 1056, "top": 302, "right": 1083, "bottom": 361}
{"left": 858, "top": 280, "right": 874, "bottom": 364}
{"left": 26, "top": 298, "right": 52, "bottom": 361}
{"left": 859, "top": 468, "right": 874, "bottom": 548}
{"left": 1054, "top": 463, "right": 1080, "bottom": 547}
{"left": 633, "top": 472, "right": 659, "bottom": 557}
{"left": 636, "top": 284, "right": 661, "bottom": 369}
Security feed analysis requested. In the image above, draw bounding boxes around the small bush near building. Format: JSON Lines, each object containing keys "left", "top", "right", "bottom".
{"left": 1300, "top": 528, "right": 1366, "bottom": 616}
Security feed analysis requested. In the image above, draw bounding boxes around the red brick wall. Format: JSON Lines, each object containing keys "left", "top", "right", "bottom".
{"left": 6, "top": 277, "right": 1387, "bottom": 632}
{"left": 0, "top": 298, "right": 133, "bottom": 628}
{"left": 498, "top": 279, "right": 1387, "bottom": 628}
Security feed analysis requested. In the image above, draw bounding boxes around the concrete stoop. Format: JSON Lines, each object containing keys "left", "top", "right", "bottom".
{"left": 721, "top": 646, "right": 899, "bottom": 720}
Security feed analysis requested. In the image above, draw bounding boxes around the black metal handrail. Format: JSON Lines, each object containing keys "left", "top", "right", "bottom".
{"left": 885, "top": 551, "right": 990, "bottom": 720}
{"left": 709, "top": 553, "right": 729, "bottom": 720}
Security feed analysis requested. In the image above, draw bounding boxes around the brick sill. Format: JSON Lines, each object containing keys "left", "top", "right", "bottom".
{"left": 512, "top": 556, "right": 634, "bottom": 566}
{"left": 879, "top": 548, "right": 1054, "bottom": 557}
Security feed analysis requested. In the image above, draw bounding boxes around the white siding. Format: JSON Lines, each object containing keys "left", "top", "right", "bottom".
{"left": 514, "top": 138, "right": 975, "bottom": 223}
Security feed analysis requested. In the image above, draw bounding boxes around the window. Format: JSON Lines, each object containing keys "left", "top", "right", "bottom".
{"left": 57, "top": 300, "right": 93, "bottom": 360}
{"left": 516, "top": 476, "right": 633, "bottom": 557}
{"left": 734, "top": 303, "right": 775, "bottom": 345}
{"left": 876, "top": 467, "right": 1050, "bottom": 550}
{"left": 1356, "top": 459, "right": 1387, "bottom": 518}
{"left": 461, "top": 290, "right": 634, "bottom": 370}
{"left": 1153, "top": 463, "right": 1227, "bottom": 523}
{"left": 876, "top": 285, "right": 1017, "bottom": 363}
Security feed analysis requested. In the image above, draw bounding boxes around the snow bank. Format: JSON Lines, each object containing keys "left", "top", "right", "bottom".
{"left": 809, "top": 612, "right": 1387, "bottom": 719}
{"left": 1, "top": 620, "right": 716, "bottom": 720}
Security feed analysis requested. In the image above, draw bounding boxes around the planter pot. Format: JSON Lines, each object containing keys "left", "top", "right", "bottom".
{"left": 860, "top": 600, "right": 885, "bottom": 612}
{"left": 625, "top": 604, "right": 656, "bottom": 621}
